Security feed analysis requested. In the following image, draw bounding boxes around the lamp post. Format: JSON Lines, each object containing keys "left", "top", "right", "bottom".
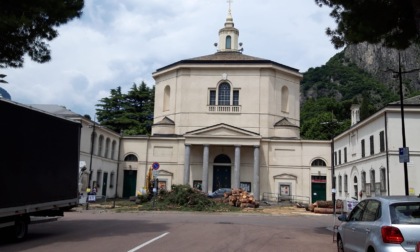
{"left": 86, "top": 118, "right": 96, "bottom": 210}
{"left": 88, "top": 120, "right": 96, "bottom": 189}
{"left": 386, "top": 51, "right": 419, "bottom": 196}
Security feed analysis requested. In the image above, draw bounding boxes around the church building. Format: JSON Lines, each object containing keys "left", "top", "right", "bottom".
{"left": 118, "top": 7, "right": 332, "bottom": 203}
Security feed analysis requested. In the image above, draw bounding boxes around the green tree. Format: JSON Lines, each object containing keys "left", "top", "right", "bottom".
{"left": 124, "top": 82, "right": 155, "bottom": 135}
{"left": 96, "top": 87, "right": 128, "bottom": 134}
{"left": 0, "top": 0, "right": 84, "bottom": 68}
{"left": 95, "top": 83, "right": 154, "bottom": 135}
{"left": 300, "top": 98, "right": 350, "bottom": 140}
{"left": 315, "top": 0, "right": 420, "bottom": 49}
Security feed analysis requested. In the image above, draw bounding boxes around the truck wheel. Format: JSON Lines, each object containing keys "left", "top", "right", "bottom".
{"left": 12, "top": 217, "right": 29, "bottom": 241}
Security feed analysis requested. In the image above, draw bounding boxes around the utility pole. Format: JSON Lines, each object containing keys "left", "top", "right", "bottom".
{"left": 386, "top": 51, "right": 419, "bottom": 196}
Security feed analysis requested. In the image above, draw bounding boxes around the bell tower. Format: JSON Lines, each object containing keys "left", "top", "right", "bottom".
{"left": 217, "top": 0, "right": 241, "bottom": 52}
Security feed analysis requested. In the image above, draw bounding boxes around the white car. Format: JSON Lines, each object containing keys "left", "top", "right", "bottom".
{"left": 337, "top": 196, "right": 420, "bottom": 252}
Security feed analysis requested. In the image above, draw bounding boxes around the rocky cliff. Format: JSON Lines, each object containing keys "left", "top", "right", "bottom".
{"left": 344, "top": 43, "right": 420, "bottom": 95}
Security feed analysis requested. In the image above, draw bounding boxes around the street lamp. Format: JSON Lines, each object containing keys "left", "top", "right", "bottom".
{"left": 88, "top": 119, "right": 96, "bottom": 189}
{"left": 386, "top": 51, "right": 420, "bottom": 196}
{"left": 85, "top": 118, "right": 97, "bottom": 210}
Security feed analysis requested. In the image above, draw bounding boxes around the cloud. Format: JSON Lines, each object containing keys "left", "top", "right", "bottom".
{"left": 3, "top": 0, "right": 339, "bottom": 117}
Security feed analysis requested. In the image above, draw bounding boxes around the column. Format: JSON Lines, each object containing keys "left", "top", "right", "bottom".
{"left": 183, "top": 144, "right": 191, "bottom": 185}
{"left": 202, "top": 145, "right": 209, "bottom": 193}
{"left": 253, "top": 145, "right": 260, "bottom": 201}
{"left": 233, "top": 145, "right": 241, "bottom": 189}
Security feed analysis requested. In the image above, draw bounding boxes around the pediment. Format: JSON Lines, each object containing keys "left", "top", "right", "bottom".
{"left": 274, "top": 118, "right": 298, "bottom": 128}
{"left": 185, "top": 123, "right": 260, "bottom": 137}
{"left": 153, "top": 116, "right": 175, "bottom": 126}
{"left": 156, "top": 169, "right": 173, "bottom": 177}
{"left": 273, "top": 173, "right": 297, "bottom": 180}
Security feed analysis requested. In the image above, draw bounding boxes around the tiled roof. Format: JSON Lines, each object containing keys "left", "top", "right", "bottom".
{"left": 155, "top": 52, "right": 300, "bottom": 73}
{"left": 189, "top": 52, "right": 265, "bottom": 61}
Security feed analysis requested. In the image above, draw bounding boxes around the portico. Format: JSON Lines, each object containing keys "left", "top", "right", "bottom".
{"left": 183, "top": 123, "right": 262, "bottom": 199}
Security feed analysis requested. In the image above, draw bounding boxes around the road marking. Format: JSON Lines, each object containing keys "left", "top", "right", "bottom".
{"left": 127, "top": 232, "right": 169, "bottom": 252}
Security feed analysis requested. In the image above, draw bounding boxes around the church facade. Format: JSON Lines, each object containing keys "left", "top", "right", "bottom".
{"left": 118, "top": 9, "right": 332, "bottom": 203}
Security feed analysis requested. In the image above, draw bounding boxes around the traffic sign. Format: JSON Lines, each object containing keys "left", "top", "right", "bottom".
{"left": 399, "top": 147, "right": 410, "bottom": 163}
{"left": 152, "top": 162, "right": 160, "bottom": 170}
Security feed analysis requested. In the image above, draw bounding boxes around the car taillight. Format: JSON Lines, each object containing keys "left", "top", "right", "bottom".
{"left": 416, "top": 241, "right": 420, "bottom": 252}
{"left": 381, "top": 226, "right": 404, "bottom": 244}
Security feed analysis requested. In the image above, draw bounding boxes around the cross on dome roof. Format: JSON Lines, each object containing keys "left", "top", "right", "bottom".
{"left": 227, "top": 0, "right": 233, "bottom": 14}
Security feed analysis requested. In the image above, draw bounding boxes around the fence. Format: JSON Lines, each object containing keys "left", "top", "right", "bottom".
{"left": 262, "top": 192, "right": 310, "bottom": 206}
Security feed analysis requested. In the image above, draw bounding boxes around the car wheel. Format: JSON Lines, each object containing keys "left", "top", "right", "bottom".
{"left": 13, "top": 217, "right": 29, "bottom": 241}
{"left": 337, "top": 236, "right": 344, "bottom": 252}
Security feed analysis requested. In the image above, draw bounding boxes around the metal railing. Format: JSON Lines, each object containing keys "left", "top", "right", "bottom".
{"left": 208, "top": 105, "right": 241, "bottom": 113}
{"left": 261, "top": 192, "right": 310, "bottom": 206}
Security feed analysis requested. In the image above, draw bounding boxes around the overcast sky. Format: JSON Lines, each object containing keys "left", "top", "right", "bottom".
{"left": 3, "top": 0, "right": 340, "bottom": 117}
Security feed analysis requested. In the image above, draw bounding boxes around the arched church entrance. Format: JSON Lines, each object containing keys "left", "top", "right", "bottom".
{"left": 213, "top": 154, "right": 231, "bottom": 191}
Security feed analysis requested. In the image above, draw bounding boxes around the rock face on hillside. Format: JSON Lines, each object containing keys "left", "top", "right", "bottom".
{"left": 344, "top": 43, "right": 420, "bottom": 95}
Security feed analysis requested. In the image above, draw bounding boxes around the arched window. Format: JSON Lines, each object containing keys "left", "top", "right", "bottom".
{"left": 311, "top": 159, "right": 326, "bottom": 166}
{"left": 98, "top": 135, "right": 104, "bottom": 156}
{"left": 370, "top": 170, "right": 375, "bottom": 186}
{"left": 218, "top": 83, "right": 230, "bottom": 105}
{"left": 281, "top": 86, "right": 289, "bottom": 112}
{"left": 338, "top": 175, "right": 342, "bottom": 192}
{"left": 214, "top": 154, "right": 231, "bottom": 164}
{"left": 124, "top": 154, "right": 138, "bottom": 162}
{"left": 344, "top": 174, "right": 348, "bottom": 192}
{"left": 105, "top": 138, "right": 110, "bottom": 158}
{"left": 91, "top": 132, "right": 97, "bottom": 155}
{"left": 226, "top": 36, "right": 232, "bottom": 49}
{"left": 111, "top": 140, "right": 117, "bottom": 160}
{"left": 380, "top": 168, "right": 386, "bottom": 191}
{"left": 353, "top": 176, "right": 358, "bottom": 198}
{"left": 361, "top": 171, "right": 366, "bottom": 191}
{"left": 163, "top": 85, "right": 170, "bottom": 111}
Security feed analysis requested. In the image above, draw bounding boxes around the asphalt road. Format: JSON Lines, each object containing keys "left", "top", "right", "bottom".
{"left": 0, "top": 210, "right": 337, "bottom": 252}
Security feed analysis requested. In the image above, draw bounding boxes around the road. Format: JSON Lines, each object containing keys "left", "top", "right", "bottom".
{"left": 0, "top": 210, "right": 337, "bottom": 252}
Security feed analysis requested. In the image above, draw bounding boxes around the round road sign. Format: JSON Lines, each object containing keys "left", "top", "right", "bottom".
{"left": 152, "top": 162, "right": 160, "bottom": 170}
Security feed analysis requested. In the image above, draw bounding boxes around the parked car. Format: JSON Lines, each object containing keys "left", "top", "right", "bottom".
{"left": 208, "top": 188, "right": 232, "bottom": 198}
{"left": 336, "top": 196, "right": 420, "bottom": 252}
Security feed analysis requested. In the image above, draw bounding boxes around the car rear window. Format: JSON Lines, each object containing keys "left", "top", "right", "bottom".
{"left": 390, "top": 203, "right": 420, "bottom": 224}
